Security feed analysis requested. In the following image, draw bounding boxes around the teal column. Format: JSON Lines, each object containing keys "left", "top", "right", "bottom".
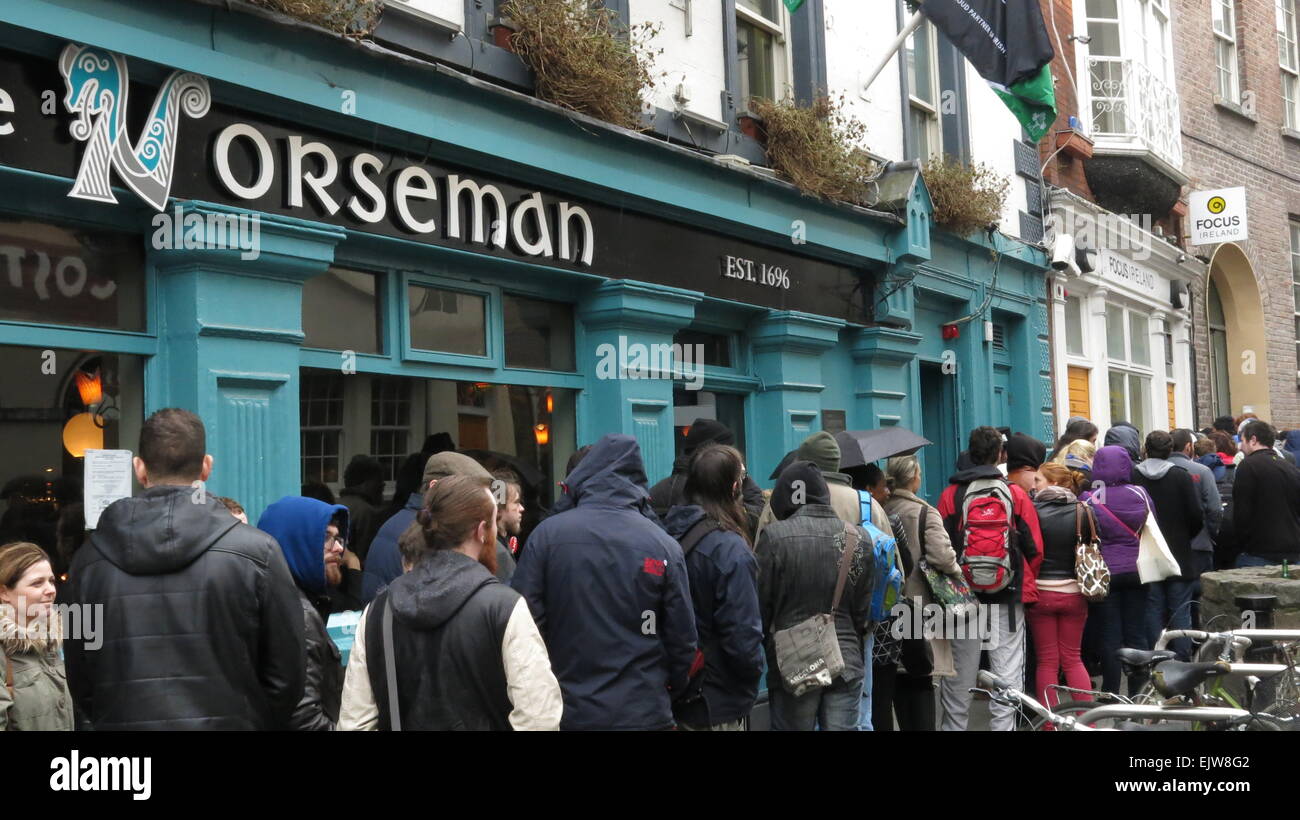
{"left": 577, "top": 280, "right": 701, "bottom": 484}
{"left": 748, "top": 311, "right": 845, "bottom": 483}
{"left": 146, "top": 202, "right": 346, "bottom": 522}
{"left": 852, "top": 326, "right": 922, "bottom": 429}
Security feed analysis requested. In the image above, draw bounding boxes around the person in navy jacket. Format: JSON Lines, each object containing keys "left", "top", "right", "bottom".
{"left": 664, "top": 444, "right": 763, "bottom": 730}
{"left": 511, "top": 433, "right": 698, "bottom": 730}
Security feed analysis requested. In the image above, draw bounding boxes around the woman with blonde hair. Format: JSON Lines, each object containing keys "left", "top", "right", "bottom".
{"left": 0, "top": 541, "right": 73, "bottom": 730}
{"left": 881, "top": 455, "right": 964, "bottom": 730}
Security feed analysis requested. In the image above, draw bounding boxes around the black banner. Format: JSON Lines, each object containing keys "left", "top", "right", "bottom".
{"left": 919, "top": 0, "right": 1055, "bottom": 88}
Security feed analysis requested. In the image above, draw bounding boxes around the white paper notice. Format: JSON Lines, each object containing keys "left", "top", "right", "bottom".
{"left": 84, "top": 449, "right": 134, "bottom": 530}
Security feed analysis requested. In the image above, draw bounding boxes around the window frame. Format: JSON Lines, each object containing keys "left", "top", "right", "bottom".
{"left": 1280, "top": 0, "right": 1300, "bottom": 129}
{"left": 1213, "top": 0, "right": 1241, "bottom": 104}
{"left": 401, "top": 273, "right": 498, "bottom": 367}
{"left": 300, "top": 371, "right": 345, "bottom": 487}
{"left": 905, "top": 18, "right": 943, "bottom": 162}
{"left": 1290, "top": 220, "right": 1300, "bottom": 373}
{"left": 734, "top": 0, "right": 793, "bottom": 112}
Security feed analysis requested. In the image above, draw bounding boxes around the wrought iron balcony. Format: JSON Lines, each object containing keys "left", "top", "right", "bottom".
{"left": 1086, "top": 56, "right": 1183, "bottom": 175}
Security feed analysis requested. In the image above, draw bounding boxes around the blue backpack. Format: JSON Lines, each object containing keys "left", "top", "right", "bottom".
{"left": 858, "top": 491, "right": 904, "bottom": 622}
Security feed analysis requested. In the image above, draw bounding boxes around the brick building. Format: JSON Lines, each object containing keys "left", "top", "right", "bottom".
{"left": 1038, "top": 0, "right": 1204, "bottom": 436}
{"left": 1171, "top": 0, "right": 1300, "bottom": 428}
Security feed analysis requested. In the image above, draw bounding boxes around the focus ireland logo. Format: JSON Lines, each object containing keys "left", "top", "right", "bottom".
{"left": 58, "top": 44, "right": 211, "bottom": 211}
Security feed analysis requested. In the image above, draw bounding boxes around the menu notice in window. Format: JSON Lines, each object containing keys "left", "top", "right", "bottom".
{"left": 84, "top": 449, "right": 134, "bottom": 530}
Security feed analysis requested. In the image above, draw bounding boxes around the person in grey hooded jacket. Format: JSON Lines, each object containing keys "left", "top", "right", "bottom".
{"left": 1169, "top": 429, "right": 1221, "bottom": 579}
{"left": 1104, "top": 422, "right": 1142, "bottom": 465}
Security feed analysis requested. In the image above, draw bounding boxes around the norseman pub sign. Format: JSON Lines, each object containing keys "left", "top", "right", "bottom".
{"left": 0, "top": 44, "right": 872, "bottom": 322}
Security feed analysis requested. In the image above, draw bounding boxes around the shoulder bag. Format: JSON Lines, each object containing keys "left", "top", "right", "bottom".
{"left": 772, "top": 523, "right": 859, "bottom": 697}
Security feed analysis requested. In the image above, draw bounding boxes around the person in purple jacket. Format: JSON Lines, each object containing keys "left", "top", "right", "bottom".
{"left": 1079, "top": 445, "right": 1154, "bottom": 696}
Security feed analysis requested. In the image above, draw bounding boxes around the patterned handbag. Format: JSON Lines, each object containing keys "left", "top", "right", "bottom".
{"left": 1074, "top": 502, "right": 1111, "bottom": 602}
{"left": 918, "top": 506, "right": 978, "bottom": 611}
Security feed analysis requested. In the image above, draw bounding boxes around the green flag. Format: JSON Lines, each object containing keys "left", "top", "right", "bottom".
{"left": 989, "top": 64, "right": 1057, "bottom": 142}
{"left": 783, "top": 0, "right": 806, "bottom": 12}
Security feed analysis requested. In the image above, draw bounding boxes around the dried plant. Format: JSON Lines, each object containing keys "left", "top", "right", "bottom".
{"left": 921, "top": 155, "right": 1010, "bottom": 237}
{"left": 749, "top": 95, "right": 880, "bottom": 207}
{"left": 243, "top": 0, "right": 384, "bottom": 37}
{"left": 503, "top": 0, "right": 663, "bottom": 131}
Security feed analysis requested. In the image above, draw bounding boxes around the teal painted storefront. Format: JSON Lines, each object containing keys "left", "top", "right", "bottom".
{"left": 0, "top": 0, "right": 1051, "bottom": 521}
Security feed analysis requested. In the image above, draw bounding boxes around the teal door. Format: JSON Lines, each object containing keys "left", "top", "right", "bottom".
{"left": 920, "top": 362, "right": 958, "bottom": 503}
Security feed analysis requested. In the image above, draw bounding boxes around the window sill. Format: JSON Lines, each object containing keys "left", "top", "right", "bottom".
{"left": 1214, "top": 97, "right": 1258, "bottom": 124}
{"left": 1282, "top": 127, "right": 1300, "bottom": 145}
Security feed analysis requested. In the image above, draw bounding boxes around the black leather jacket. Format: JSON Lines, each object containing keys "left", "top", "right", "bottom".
{"left": 291, "top": 591, "right": 343, "bottom": 731}
{"left": 1033, "top": 493, "right": 1082, "bottom": 581}
{"left": 64, "top": 487, "right": 306, "bottom": 730}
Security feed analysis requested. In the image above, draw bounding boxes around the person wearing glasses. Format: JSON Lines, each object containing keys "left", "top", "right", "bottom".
{"left": 258, "top": 497, "right": 352, "bottom": 731}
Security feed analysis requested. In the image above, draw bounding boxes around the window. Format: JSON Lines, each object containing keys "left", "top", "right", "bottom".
{"left": 503, "top": 294, "right": 575, "bottom": 371}
{"left": 1085, "top": 0, "right": 1125, "bottom": 135}
{"left": 301, "top": 372, "right": 344, "bottom": 485}
{"left": 736, "top": 0, "right": 787, "bottom": 107}
{"left": 370, "top": 377, "right": 411, "bottom": 483}
{"left": 1065, "top": 295, "right": 1085, "bottom": 356}
{"left": 1280, "top": 0, "right": 1300, "bottom": 129}
{"left": 1208, "top": 281, "right": 1232, "bottom": 418}
{"left": 1291, "top": 220, "right": 1300, "bottom": 367}
{"left": 905, "top": 19, "right": 941, "bottom": 161}
{"left": 1105, "top": 303, "right": 1153, "bottom": 430}
{"left": 1214, "top": 0, "right": 1240, "bottom": 103}
{"left": 408, "top": 284, "right": 487, "bottom": 356}
{"left": 1139, "top": 0, "right": 1172, "bottom": 85}
{"left": 303, "top": 268, "right": 384, "bottom": 354}
{"left": 673, "top": 328, "right": 734, "bottom": 369}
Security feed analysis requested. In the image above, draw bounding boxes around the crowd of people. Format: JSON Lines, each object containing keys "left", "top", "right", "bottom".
{"left": 3, "top": 406, "right": 1297, "bottom": 731}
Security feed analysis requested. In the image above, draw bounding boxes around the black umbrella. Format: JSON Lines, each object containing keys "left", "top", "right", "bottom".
{"left": 835, "top": 428, "right": 930, "bottom": 470}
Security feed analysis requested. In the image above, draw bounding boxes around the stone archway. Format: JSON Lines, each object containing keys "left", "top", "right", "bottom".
{"left": 1205, "top": 243, "right": 1270, "bottom": 420}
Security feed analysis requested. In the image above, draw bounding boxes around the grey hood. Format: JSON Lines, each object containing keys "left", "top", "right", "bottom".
{"left": 1136, "top": 457, "right": 1175, "bottom": 480}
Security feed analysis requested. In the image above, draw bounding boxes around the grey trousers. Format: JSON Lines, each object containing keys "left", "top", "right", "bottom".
{"left": 940, "top": 602, "right": 1025, "bottom": 731}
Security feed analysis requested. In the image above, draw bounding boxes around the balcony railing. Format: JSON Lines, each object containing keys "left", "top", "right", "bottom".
{"left": 1087, "top": 56, "right": 1182, "bottom": 172}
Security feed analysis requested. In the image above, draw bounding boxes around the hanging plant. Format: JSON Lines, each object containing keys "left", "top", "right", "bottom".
{"left": 921, "top": 155, "right": 1010, "bottom": 237}
{"left": 242, "top": 0, "right": 384, "bottom": 37}
{"left": 748, "top": 95, "right": 880, "bottom": 207}
{"left": 502, "top": 0, "right": 664, "bottom": 131}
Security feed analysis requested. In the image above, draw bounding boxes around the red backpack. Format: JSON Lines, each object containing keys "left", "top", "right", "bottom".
{"left": 958, "top": 477, "right": 1018, "bottom": 595}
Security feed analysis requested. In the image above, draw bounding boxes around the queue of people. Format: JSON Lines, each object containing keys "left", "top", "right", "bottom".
{"left": 5, "top": 406, "right": 1298, "bottom": 732}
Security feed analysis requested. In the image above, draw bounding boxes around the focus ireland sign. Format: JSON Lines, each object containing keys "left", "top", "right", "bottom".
{"left": 1189, "top": 187, "right": 1248, "bottom": 246}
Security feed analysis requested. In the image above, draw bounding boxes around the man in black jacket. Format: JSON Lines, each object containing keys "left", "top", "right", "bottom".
{"left": 756, "top": 461, "right": 874, "bottom": 731}
{"left": 64, "top": 408, "right": 305, "bottom": 730}
{"left": 1233, "top": 420, "right": 1300, "bottom": 568}
{"left": 649, "top": 419, "right": 765, "bottom": 532}
{"left": 1134, "top": 431, "right": 1204, "bottom": 660}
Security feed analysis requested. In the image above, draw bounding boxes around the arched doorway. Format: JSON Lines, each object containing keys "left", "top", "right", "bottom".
{"left": 1205, "top": 243, "right": 1269, "bottom": 421}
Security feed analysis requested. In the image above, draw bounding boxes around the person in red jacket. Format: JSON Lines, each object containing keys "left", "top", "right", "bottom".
{"left": 936, "top": 426, "right": 1043, "bottom": 731}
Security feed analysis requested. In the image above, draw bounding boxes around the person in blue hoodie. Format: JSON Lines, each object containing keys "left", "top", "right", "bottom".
{"left": 664, "top": 443, "right": 763, "bottom": 730}
{"left": 258, "top": 496, "right": 350, "bottom": 731}
{"left": 511, "top": 433, "right": 698, "bottom": 730}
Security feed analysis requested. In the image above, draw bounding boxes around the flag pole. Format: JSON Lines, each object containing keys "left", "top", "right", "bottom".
{"left": 863, "top": 8, "right": 925, "bottom": 94}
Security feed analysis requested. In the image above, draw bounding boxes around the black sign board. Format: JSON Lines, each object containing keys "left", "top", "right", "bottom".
{"left": 0, "top": 46, "right": 873, "bottom": 323}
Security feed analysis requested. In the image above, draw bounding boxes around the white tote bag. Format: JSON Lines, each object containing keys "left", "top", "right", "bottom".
{"left": 1132, "top": 488, "right": 1181, "bottom": 583}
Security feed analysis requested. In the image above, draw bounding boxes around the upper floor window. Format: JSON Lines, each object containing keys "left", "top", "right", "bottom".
{"left": 905, "top": 19, "right": 942, "bottom": 161}
{"left": 736, "top": 0, "right": 789, "bottom": 108}
{"left": 1280, "top": 0, "right": 1300, "bottom": 129}
{"left": 1290, "top": 220, "right": 1300, "bottom": 368}
{"left": 1138, "top": 0, "right": 1172, "bottom": 85}
{"left": 1213, "top": 0, "right": 1241, "bottom": 103}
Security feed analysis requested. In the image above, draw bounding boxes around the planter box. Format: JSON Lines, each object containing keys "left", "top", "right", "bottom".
{"left": 1055, "top": 129, "right": 1094, "bottom": 160}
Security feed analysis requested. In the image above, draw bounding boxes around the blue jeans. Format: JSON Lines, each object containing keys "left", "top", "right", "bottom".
{"left": 1100, "top": 572, "right": 1149, "bottom": 695}
{"left": 1236, "top": 553, "right": 1300, "bottom": 568}
{"left": 768, "top": 676, "right": 862, "bottom": 731}
{"left": 1145, "top": 577, "right": 1196, "bottom": 661}
{"left": 856, "top": 631, "right": 875, "bottom": 731}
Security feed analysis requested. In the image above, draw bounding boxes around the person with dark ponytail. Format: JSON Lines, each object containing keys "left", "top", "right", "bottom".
{"left": 664, "top": 444, "right": 763, "bottom": 730}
